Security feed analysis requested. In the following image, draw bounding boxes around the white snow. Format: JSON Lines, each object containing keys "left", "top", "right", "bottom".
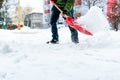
{"left": 77, "top": 6, "right": 110, "bottom": 33}
{"left": 0, "top": 6, "right": 120, "bottom": 80}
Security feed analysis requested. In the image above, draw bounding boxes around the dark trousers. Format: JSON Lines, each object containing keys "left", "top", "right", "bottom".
{"left": 50, "top": 6, "right": 79, "bottom": 42}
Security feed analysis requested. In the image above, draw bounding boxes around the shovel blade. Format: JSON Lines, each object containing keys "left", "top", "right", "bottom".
{"left": 65, "top": 16, "right": 93, "bottom": 36}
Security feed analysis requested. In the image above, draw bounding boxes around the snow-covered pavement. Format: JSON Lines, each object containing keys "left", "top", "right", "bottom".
{"left": 0, "top": 27, "right": 120, "bottom": 80}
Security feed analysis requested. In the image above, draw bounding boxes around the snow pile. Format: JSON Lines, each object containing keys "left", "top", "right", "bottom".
{"left": 77, "top": 6, "right": 110, "bottom": 33}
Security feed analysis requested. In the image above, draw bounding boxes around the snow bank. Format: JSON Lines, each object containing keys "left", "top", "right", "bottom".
{"left": 77, "top": 6, "right": 110, "bottom": 33}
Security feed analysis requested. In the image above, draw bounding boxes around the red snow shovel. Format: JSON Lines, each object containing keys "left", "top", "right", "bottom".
{"left": 51, "top": 1, "right": 93, "bottom": 36}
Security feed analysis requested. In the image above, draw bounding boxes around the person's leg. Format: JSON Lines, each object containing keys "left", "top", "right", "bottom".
{"left": 114, "top": 21, "right": 118, "bottom": 31}
{"left": 50, "top": 6, "right": 60, "bottom": 42}
{"left": 67, "top": 8, "right": 79, "bottom": 43}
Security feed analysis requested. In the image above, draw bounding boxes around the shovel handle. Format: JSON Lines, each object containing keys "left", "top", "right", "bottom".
{"left": 50, "top": 1, "right": 67, "bottom": 18}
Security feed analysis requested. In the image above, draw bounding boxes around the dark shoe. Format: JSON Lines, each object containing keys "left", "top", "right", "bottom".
{"left": 72, "top": 40, "right": 79, "bottom": 44}
{"left": 47, "top": 39, "right": 59, "bottom": 44}
{"left": 72, "top": 38, "right": 79, "bottom": 44}
{"left": 71, "top": 34, "right": 79, "bottom": 44}
{"left": 51, "top": 39, "right": 59, "bottom": 44}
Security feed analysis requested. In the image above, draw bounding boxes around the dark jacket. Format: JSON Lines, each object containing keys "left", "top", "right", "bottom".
{"left": 52, "top": 0, "right": 75, "bottom": 12}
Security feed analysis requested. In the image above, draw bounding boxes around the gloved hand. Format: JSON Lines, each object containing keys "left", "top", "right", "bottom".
{"left": 62, "top": 10, "right": 67, "bottom": 19}
{"left": 62, "top": 10, "right": 67, "bottom": 15}
{"left": 50, "top": 0, "right": 56, "bottom": 5}
{"left": 50, "top": 0, "right": 55, "bottom": 1}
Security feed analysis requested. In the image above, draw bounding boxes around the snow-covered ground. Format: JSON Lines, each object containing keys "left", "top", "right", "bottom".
{"left": 0, "top": 6, "right": 120, "bottom": 80}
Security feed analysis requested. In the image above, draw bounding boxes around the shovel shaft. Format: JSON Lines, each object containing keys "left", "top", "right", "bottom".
{"left": 50, "top": 1, "right": 62, "bottom": 13}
